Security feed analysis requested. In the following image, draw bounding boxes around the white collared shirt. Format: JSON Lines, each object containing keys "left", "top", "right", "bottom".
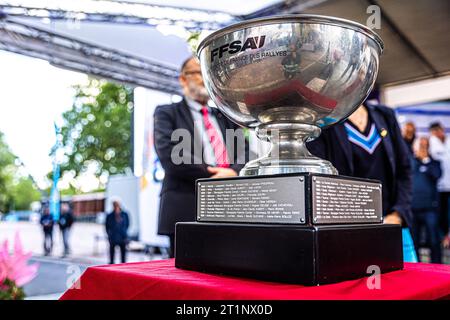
{"left": 185, "top": 98, "right": 226, "bottom": 166}
{"left": 429, "top": 135, "right": 450, "bottom": 191}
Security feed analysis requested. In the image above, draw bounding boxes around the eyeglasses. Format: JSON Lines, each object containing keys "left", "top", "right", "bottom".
{"left": 183, "top": 70, "right": 202, "bottom": 77}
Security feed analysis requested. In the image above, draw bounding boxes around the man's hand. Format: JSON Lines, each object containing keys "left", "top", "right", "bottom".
{"left": 207, "top": 166, "right": 238, "bottom": 178}
{"left": 383, "top": 211, "right": 402, "bottom": 225}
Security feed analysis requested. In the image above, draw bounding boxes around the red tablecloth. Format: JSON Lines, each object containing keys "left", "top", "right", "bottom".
{"left": 60, "top": 259, "right": 450, "bottom": 300}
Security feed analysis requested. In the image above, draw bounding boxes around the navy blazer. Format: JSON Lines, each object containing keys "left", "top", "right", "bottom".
{"left": 154, "top": 98, "right": 250, "bottom": 235}
{"left": 105, "top": 211, "right": 129, "bottom": 244}
{"left": 307, "top": 104, "right": 413, "bottom": 228}
{"left": 411, "top": 156, "right": 442, "bottom": 210}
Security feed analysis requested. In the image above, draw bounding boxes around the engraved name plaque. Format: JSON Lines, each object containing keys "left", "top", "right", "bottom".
{"left": 197, "top": 176, "right": 306, "bottom": 224}
{"left": 312, "top": 176, "right": 383, "bottom": 224}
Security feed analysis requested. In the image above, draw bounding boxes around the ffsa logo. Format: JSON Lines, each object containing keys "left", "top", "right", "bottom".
{"left": 211, "top": 36, "right": 266, "bottom": 62}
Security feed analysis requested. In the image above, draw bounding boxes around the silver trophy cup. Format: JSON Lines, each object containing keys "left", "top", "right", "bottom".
{"left": 197, "top": 15, "right": 383, "bottom": 176}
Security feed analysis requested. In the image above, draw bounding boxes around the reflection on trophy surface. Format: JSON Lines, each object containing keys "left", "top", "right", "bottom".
{"left": 198, "top": 15, "right": 383, "bottom": 175}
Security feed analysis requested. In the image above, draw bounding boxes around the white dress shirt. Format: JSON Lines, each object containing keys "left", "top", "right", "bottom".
{"left": 429, "top": 135, "right": 450, "bottom": 192}
{"left": 185, "top": 98, "right": 226, "bottom": 166}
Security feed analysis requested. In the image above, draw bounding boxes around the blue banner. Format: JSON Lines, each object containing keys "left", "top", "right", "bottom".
{"left": 49, "top": 123, "right": 61, "bottom": 221}
{"left": 49, "top": 162, "right": 60, "bottom": 221}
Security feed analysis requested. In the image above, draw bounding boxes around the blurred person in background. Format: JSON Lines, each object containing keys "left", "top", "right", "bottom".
{"left": 443, "top": 233, "right": 450, "bottom": 249}
{"left": 402, "top": 121, "right": 416, "bottom": 155}
{"left": 105, "top": 200, "right": 129, "bottom": 264}
{"left": 308, "top": 101, "right": 417, "bottom": 262}
{"left": 429, "top": 122, "right": 450, "bottom": 244}
{"left": 153, "top": 56, "right": 249, "bottom": 258}
{"left": 58, "top": 202, "right": 74, "bottom": 257}
{"left": 411, "top": 137, "right": 442, "bottom": 263}
{"left": 40, "top": 206, "right": 54, "bottom": 256}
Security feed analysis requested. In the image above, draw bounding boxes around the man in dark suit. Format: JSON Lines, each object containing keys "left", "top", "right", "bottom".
{"left": 105, "top": 200, "right": 130, "bottom": 264}
{"left": 154, "top": 57, "right": 249, "bottom": 257}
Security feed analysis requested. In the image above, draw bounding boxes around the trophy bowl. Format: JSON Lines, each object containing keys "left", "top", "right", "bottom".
{"left": 197, "top": 14, "right": 384, "bottom": 176}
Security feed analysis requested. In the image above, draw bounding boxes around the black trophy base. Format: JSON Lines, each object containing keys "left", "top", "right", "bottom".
{"left": 175, "top": 222, "right": 403, "bottom": 286}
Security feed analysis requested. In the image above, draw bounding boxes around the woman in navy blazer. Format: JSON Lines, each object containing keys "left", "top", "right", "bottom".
{"left": 307, "top": 102, "right": 415, "bottom": 261}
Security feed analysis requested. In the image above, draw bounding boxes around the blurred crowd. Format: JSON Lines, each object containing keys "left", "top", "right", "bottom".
{"left": 39, "top": 199, "right": 131, "bottom": 264}
{"left": 39, "top": 203, "right": 74, "bottom": 257}
{"left": 402, "top": 121, "right": 450, "bottom": 263}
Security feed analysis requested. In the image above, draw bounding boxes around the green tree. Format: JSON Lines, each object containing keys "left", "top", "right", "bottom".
{"left": 0, "top": 132, "right": 40, "bottom": 212}
{"left": 0, "top": 132, "right": 16, "bottom": 212}
{"left": 56, "top": 79, "right": 134, "bottom": 188}
{"left": 187, "top": 31, "right": 201, "bottom": 53}
{"left": 10, "top": 178, "right": 41, "bottom": 210}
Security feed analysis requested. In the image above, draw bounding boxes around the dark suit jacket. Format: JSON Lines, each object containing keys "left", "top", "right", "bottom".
{"left": 411, "top": 156, "right": 441, "bottom": 210}
{"left": 105, "top": 211, "right": 129, "bottom": 244}
{"left": 307, "top": 104, "right": 413, "bottom": 228}
{"left": 154, "top": 98, "right": 250, "bottom": 235}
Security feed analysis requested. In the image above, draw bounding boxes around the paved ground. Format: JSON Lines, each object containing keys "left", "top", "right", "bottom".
{"left": 1, "top": 220, "right": 109, "bottom": 259}
{"left": 0, "top": 221, "right": 167, "bottom": 299}
{"left": 24, "top": 257, "right": 91, "bottom": 299}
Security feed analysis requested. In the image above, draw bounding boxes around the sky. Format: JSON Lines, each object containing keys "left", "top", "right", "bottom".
{"left": 0, "top": 50, "right": 88, "bottom": 189}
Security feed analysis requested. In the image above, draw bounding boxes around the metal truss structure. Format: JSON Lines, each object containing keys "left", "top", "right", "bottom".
{"left": 0, "top": 0, "right": 236, "bottom": 31}
{"left": 0, "top": 0, "right": 248, "bottom": 93}
{"left": 0, "top": 0, "right": 308, "bottom": 92}
{"left": 0, "top": 16, "right": 181, "bottom": 94}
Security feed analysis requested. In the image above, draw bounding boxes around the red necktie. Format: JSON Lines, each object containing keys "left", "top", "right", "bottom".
{"left": 201, "top": 106, "right": 230, "bottom": 168}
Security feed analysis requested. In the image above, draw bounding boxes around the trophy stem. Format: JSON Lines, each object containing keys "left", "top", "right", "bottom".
{"left": 240, "top": 123, "right": 338, "bottom": 176}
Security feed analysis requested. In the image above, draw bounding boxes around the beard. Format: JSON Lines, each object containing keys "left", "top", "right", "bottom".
{"left": 185, "top": 82, "right": 210, "bottom": 104}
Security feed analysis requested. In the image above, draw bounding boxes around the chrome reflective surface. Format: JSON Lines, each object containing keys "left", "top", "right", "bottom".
{"left": 198, "top": 15, "right": 383, "bottom": 176}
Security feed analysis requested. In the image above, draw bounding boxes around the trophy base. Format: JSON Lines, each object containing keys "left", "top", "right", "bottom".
{"left": 175, "top": 222, "right": 403, "bottom": 286}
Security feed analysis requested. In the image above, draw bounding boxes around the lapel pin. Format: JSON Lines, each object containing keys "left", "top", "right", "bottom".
{"left": 380, "top": 128, "right": 388, "bottom": 138}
